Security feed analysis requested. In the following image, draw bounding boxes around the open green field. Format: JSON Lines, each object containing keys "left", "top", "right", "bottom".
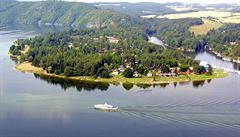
{"left": 96, "top": 69, "right": 228, "bottom": 84}
{"left": 189, "top": 18, "right": 223, "bottom": 36}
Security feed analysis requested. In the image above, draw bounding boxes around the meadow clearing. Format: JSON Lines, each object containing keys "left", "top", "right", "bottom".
{"left": 142, "top": 10, "right": 240, "bottom": 24}
{"left": 189, "top": 18, "right": 223, "bottom": 35}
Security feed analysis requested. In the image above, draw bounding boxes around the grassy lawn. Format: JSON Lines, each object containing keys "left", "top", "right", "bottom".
{"left": 16, "top": 62, "right": 228, "bottom": 84}
{"left": 86, "top": 69, "right": 228, "bottom": 84}
{"left": 189, "top": 18, "right": 223, "bottom": 35}
{"left": 187, "top": 69, "right": 228, "bottom": 81}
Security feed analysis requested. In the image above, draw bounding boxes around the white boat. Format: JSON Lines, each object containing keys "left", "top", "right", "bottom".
{"left": 94, "top": 103, "right": 119, "bottom": 111}
{"left": 222, "top": 57, "right": 231, "bottom": 62}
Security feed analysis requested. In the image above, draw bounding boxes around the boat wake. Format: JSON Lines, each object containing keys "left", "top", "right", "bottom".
{"left": 119, "top": 100, "right": 240, "bottom": 129}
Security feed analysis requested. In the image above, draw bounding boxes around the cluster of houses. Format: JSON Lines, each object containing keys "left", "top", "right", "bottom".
{"left": 199, "top": 61, "right": 209, "bottom": 70}
{"left": 92, "top": 36, "right": 119, "bottom": 44}
{"left": 111, "top": 61, "right": 210, "bottom": 78}
{"left": 209, "top": 44, "right": 240, "bottom": 63}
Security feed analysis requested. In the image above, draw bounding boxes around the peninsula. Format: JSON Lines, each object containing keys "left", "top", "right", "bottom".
{"left": 9, "top": 28, "right": 228, "bottom": 85}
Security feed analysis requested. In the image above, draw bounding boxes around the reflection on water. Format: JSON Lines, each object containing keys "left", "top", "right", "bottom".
{"left": 234, "top": 63, "right": 240, "bottom": 70}
{"left": 1, "top": 27, "right": 240, "bottom": 137}
{"left": 4, "top": 26, "right": 222, "bottom": 92}
{"left": 34, "top": 74, "right": 110, "bottom": 92}
{"left": 192, "top": 80, "right": 205, "bottom": 88}
{"left": 122, "top": 83, "right": 134, "bottom": 91}
{"left": 195, "top": 52, "right": 240, "bottom": 71}
{"left": 34, "top": 73, "right": 213, "bottom": 91}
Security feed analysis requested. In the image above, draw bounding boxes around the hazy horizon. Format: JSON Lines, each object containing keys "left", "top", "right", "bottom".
{"left": 17, "top": 0, "right": 240, "bottom": 4}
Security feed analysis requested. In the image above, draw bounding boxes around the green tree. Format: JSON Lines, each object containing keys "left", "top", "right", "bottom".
{"left": 97, "top": 67, "right": 110, "bottom": 78}
{"left": 194, "top": 66, "right": 206, "bottom": 74}
{"left": 64, "top": 66, "right": 74, "bottom": 77}
{"left": 123, "top": 68, "right": 134, "bottom": 78}
{"left": 161, "top": 65, "right": 171, "bottom": 73}
{"left": 136, "top": 65, "right": 147, "bottom": 74}
{"left": 168, "top": 59, "right": 178, "bottom": 67}
{"left": 179, "top": 65, "right": 189, "bottom": 72}
{"left": 207, "top": 65, "right": 213, "bottom": 75}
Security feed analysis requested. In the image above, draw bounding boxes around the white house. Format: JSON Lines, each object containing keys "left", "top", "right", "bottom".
{"left": 147, "top": 72, "right": 153, "bottom": 77}
{"left": 112, "top": 70, "right": 119, "bottom": 75}
{"left": 133, "top": 71, "right": 139, "bottom": 77}
{"left": 118, "top": 65, "right": 125, "bottom": 72}
{"left": 106, "top": 36, "right": 119, "bottom": 44}
{"left": 200, "top": 61, "right": 209, "bottom": 70}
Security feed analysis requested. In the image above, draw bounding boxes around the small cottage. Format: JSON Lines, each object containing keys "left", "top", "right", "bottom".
{"left": 133, "top": 71, "right": 139, "bottom": 77}
{"left": 147, "top": 72, "right": 153, "bottom": 77}
{"left": 118, "top": 65, "right": 125, "bottom": 72}
{"left": 106, "top": 36, "right": 119, "bottom": 44}
{"left": 112, "top": 70, "right": 119, "bottom": 75}
{"left": 200, "top": 61, "right": 209, "bottom": 70}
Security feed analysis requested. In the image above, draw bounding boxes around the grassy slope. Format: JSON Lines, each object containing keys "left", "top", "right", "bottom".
{"left": 189, "top": 18, "right": 223, "bottom": 35}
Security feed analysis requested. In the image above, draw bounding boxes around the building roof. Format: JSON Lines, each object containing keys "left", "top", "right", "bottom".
{"left": 200, "top": 61, "right": 209, "bottom": 68}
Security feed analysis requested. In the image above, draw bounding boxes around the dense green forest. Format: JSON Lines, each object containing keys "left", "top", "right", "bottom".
{"left": 0, "top": 0, "right": 206, "bottom": 51}
{"left": 9, "top": 28, "right": 203, "bottom": 78}
{"left": 2, "top": 0, "right": 239, "bottom": 56}
{"left": 202, "top": 24, "right": 240, "bottom": 60}
{"left": 4, "top": 0, "right": 240, "bottom": 79}
{"left": 0, "top": 0, "right": 137, "bottom": 29}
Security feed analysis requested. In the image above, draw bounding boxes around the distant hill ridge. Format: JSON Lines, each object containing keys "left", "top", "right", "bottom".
{"left": 93, "top": 2, "right": 177, "bottom": 16}
{"left": 0, "top": 0, "right": 136, "bottom": 29}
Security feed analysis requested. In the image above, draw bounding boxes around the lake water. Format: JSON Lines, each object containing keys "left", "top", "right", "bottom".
{"left": 148, "top": 36, "right": 166, "bottom": 48}
{"left": 0, "top": 29, "right": 240, "bottom": 137}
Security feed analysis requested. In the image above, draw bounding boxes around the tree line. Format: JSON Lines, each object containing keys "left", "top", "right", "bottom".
{"left": 9, "top": 27, "right": 206, "bottom": 78}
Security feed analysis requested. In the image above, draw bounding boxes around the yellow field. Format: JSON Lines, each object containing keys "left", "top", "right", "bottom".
{"left": 142, "top": 10, "right": 240, "bottom": 24}
{"left": 216, "top": 16, "right": 240, "bottom": 24}
{"left": 189, "top": 18, "right": 223, "bottom": 35}
{"left": 157, "top": 11, "right": 233, "bottom": 19}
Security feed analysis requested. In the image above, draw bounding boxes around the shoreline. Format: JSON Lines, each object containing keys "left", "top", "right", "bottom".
{"left": 16, "top": 62, "right": 229, "bottom": 85}
{"left": 208, "top": 49, "right": 240, "bottom": 64}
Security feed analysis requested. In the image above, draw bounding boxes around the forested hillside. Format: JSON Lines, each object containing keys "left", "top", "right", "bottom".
{"left": 3, "top": 0, "right": 240, "bottom": 61}
{"left": 0, "top": 0, "right": 136, "bottom": 29}
{"left": 203, "top": 24, "right": 240, "bottom": 60}
{"left": 0, "top": 0, "right": 204, "bottom": 51}
{"left": 93, "top": 2, "right": 177, "bottom": 16}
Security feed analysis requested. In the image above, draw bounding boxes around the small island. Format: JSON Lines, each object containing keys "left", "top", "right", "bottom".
{"left": 9, "top": 29, "right": 228, "bottom": 85}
